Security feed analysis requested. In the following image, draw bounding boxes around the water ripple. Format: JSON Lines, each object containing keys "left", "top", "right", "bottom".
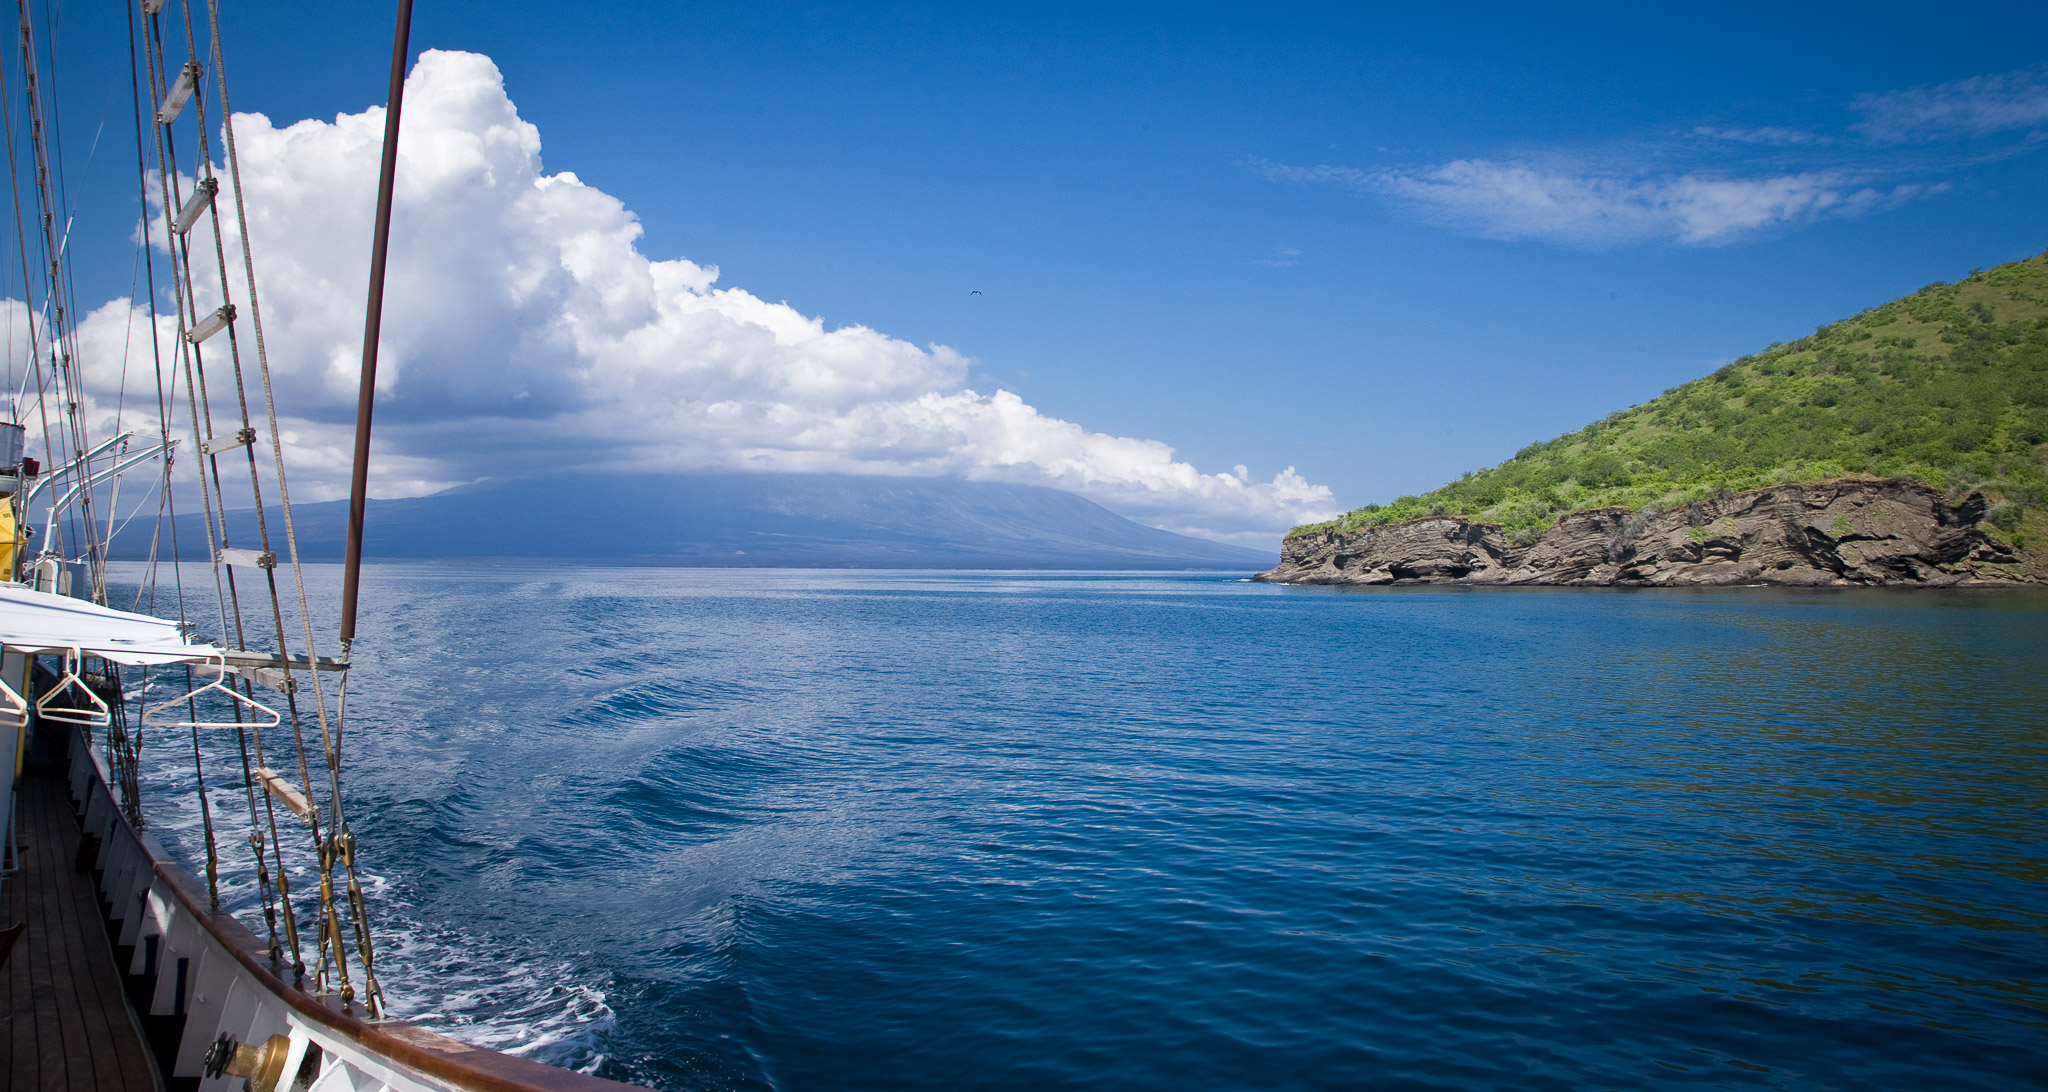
{"left": 115, "top": 567, "right": 2048, "bottom": 1090}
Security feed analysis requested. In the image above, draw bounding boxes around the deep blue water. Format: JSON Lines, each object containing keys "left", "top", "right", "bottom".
{"left": 124, "top": 566, "right": 2048, "bottom": 1090}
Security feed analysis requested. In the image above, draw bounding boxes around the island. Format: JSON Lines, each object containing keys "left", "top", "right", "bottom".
{"left": 1259, "top": 253, "right": 2048, "bottom": 587}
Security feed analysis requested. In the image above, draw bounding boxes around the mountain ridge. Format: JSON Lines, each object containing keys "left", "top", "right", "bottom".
{"left": 112, "top": 473, "right": 1272, "bottom": 570}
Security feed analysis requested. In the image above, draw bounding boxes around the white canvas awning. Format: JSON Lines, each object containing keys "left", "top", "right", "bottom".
{"left": 0, "top": 582, "right": 223, "bottom": 665}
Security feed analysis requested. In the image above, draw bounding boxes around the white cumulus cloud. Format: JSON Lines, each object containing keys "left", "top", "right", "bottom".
{"left": 59, "top": 50, "right": 1334, "bottom": 545}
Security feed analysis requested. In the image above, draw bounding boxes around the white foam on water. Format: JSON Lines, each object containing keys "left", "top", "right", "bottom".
{"left": 367, "top": 889, "right": 618, "bottom": 1073}
{"left": 128, "top": 702, "right": 616, "bottom": 1074}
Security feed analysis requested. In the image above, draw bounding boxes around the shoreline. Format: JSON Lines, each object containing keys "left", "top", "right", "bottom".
{"left": 1257, "top": 478, "right": 2042, "bottom": 588}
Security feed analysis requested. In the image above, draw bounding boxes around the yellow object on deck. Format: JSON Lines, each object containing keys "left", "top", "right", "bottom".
{"left": 0, "top": 499, "right": 16, "bottom": 579}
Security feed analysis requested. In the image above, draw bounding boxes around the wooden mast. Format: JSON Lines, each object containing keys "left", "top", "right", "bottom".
{"left": 340, "top": 0, "right": 416, "bottom": 648}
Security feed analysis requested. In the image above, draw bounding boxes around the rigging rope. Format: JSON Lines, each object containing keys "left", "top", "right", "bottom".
{"left": 202, "top": 0, "right": 380, "bottom": 1014}
{"left": 169, "top": 0, "right": 345, "bottom": 997}
{"left": 14, "top": 0, "right": 103, "bottom": 600}
{"left": 0, "top": 0, "right": 391, "bottom": 1018}
{"left": 126, "top": 0, "right": 387, "bottom": 1009}
{"left": 0, "top": 37, "right": 62, "bottom": 574}
{"left": 139, "top": 0, "right": 307, "bottom": 980}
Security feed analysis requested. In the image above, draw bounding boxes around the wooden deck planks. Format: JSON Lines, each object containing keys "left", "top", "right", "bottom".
{"left": 2, "top": 774, "right": 160, "bottom": 1091}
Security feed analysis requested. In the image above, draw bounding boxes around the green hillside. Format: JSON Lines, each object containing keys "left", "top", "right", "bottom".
{"left": 1298, "top": 251, "right": 2048, "bottom": 549}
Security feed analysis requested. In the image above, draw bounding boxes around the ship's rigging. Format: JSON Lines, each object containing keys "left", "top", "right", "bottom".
{"left": 1, "top": 0, "right": 405, "bottom": 1019}
{"left": 0, "top": 3, "right": 650, "bottom": 1088}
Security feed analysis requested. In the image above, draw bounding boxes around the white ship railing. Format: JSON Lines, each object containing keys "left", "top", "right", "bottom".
{"left": 65, "top": 728, "right": 640, "bottom": 1092}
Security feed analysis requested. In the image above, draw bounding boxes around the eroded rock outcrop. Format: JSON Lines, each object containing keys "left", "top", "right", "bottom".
{"left": 1257, "top": 479, "right": 2036, "bottom": 587}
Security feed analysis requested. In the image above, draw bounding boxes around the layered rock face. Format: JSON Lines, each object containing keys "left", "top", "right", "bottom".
{"left": 1257, "top": 479, "right": 2035, "bottom": 587}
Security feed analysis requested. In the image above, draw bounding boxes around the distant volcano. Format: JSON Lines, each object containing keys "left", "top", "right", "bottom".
{"left": 120, "top": 473, "right": 1272, "bottom": 570}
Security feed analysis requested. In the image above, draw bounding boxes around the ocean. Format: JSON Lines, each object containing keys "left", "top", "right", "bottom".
{"left": 117, "top": 564, "right": 2048, "bottom": 1090}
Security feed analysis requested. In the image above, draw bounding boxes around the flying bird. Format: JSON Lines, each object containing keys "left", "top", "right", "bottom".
{"left": 971, "top": 290, "right": 982, "bottom": 296}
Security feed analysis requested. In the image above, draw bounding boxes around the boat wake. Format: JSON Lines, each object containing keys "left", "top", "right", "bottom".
{"left": 369, "top": 916, "right": 616, "bottom": 1074}
{"left": 133, "top": 725, "right": 617, "bottom": 1075}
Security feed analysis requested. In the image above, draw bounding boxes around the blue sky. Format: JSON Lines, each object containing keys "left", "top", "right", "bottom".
{"left": 28, "top": 1, "right": 2048, "bottom": 543}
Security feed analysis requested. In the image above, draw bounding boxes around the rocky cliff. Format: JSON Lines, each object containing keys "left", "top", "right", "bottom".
{"left": 1256, "top": 479, "right": 2038, "bottom": 587}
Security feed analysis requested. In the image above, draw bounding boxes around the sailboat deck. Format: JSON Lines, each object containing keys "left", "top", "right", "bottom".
{"left": 2, "top": 773, "right": 159, "bottom": 1091}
